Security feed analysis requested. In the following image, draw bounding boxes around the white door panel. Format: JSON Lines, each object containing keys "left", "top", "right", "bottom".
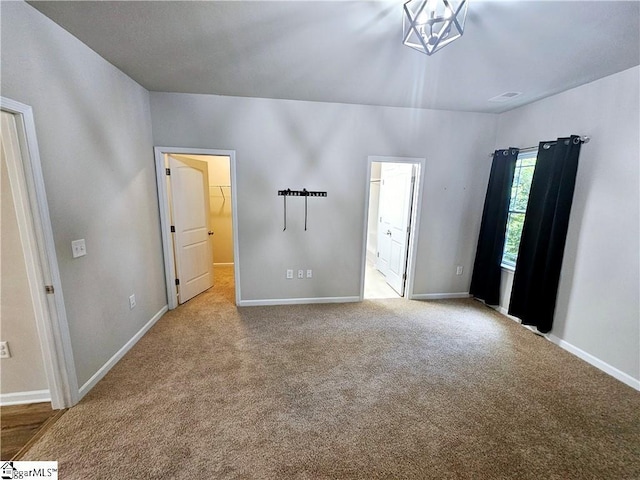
{"left": 169, "top": 155, "right": 214, "bottom": 304}
{"left": 376, "top": 163, "right": 415, "bottom": 296}
{"left": 390, "top": 242, "right": 403, "bottom": 276}
{"left": 377, "top": 227, "right": 391, "bottom": 275}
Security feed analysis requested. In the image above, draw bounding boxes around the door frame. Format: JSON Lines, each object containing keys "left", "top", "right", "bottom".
{"left": 360, "top": 155, "right": 425, "bottom": 300}
{"left": 153, "top": 147, "right": 240, "bottom": 309}
{"left": 1, "top": 97, "right": 79, "bottom": 409}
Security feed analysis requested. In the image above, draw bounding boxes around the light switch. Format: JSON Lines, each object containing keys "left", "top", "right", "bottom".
{"left": 72, "top": 239, "right": 86, "bottom": 258}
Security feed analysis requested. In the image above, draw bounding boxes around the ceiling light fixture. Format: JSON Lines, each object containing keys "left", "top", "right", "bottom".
{"left": 403, "top": 0, "right": 468, "bottom": 56}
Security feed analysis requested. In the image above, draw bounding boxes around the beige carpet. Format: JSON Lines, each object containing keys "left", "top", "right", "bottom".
{"left": 24, "top": 266, "right": 640, "bottom": 479}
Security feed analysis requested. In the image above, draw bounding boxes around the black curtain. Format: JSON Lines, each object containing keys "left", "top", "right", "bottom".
{"left": 509, "top": 136, "right": 582, "bottom": 333}
{"left": 470, "top": 148, "right": 518, "bottom": 305}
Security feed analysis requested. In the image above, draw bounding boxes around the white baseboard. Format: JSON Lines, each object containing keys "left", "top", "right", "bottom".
{"left": 492, "top": 306, "right": 640, "bottom": 391}
{"left": 411, "top": 292, "right": 471, "bottom": 300}
{"left": 546, "top": 334, "right": 640, "bottom": 391}
{"left": 78, "top": 305, "right": 168, "bottom": 399}
{"left": 494, "top": 305, "right": 522, "bottom": 323}
{"left": 238, "top": 296, "right": 360, "bottom": 307}
{"left": 214, "top": 262, "right": 234, "bottom": 266}
{"left": 1, "top": 389, "right": 50, "bottom": 406}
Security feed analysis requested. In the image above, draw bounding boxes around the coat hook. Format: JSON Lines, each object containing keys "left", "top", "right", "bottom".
{"left": 278, "top": 188, "right": 327, "bottom": 231}
{"left": 303, "top": 188, "right": 308, "bottom": 231}
{"left": 283, "top": 189, "right": 291, "bottom": 231}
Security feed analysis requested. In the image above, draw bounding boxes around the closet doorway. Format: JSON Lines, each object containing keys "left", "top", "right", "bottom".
{"left": 154, "top": 147, "right": 240, "bottom": 309}
{"left": 361, "top": 156, "right": 424, "bottom": 300}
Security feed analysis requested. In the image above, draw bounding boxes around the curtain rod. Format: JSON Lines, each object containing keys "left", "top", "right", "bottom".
{"left": 489, "top": 136, "right": 590, "bottom": 157}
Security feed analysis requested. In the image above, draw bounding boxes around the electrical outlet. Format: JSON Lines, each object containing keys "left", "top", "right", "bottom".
{"left": 298, "top": 269, "right": 304, "bottom": 279}
{"left": 456, "top": 266, "right": 464, "bottom": 275}
{"left": 71, "top": 239, "right": 86, "bottom": 258}
{"left": 286, "top": 269, "right": 294, "bottom": 279}
{"left": 129, "top": 294, "right": 136, "bottom": 309}
{"left": 306, "top": 269, "right": 313, "bottom": 278}
{"left": 0, "top": 342, "right": 11, "bottom": 359}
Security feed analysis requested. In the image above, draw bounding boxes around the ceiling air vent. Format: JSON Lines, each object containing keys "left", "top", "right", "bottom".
{"left": 488, "top": 92, "right": 523, "bottom": 103}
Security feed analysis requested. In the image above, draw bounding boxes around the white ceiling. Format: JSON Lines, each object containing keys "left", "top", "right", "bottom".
{"left": 27, "top": 1, "right": 640, "bottom": 113}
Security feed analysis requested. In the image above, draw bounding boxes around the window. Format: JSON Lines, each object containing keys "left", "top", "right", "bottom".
{"left": 502, "top": 150, "right": 537, "bottom": 268}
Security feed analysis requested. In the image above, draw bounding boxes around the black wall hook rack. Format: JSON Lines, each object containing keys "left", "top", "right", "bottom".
{"left": 278, "top": 189, "right": 327, "bottom": 197}
{"left": 278, "top": 188, "right": 327, "bottom": 231}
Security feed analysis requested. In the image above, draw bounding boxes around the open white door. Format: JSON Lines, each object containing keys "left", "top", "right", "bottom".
{"left": 169, "top": 155, "right": 214, "bottom": 304}
{"left": 376, "top": 163, "right": 415, "bottom": 295}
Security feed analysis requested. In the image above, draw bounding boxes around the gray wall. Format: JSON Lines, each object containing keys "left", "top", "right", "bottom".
{"left": 1, "top": 2, "right": 167, "bottom": 387}
{"left": 495, "top": 66, "right": 640, "bottom": 381}
{"left": 149, "top": 93, "right": 498, "bottom": 301}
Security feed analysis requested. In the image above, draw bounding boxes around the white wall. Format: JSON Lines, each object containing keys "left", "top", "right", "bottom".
{"left": 150, "top": 93, "right": 498, "bottom": 301}
{"left": 1, "top": 122, "right": 49, "bottom": 394}
{"left": 367, "top": 162, "right": 382, "bottom": 261}
{"left": 495, "top": 66, "right": 640, "bottom": 382}
{"left": 1, "top": 2, "right": 167, "bottom": 387}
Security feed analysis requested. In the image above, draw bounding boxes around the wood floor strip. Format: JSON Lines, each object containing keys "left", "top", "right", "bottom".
{"left": 12, "top": 409, "right": 67, "bottom": 460}
{"left": 1, "top": 402, "right": 66, "bottom": 460}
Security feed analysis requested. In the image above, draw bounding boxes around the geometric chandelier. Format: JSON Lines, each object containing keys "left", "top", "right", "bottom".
{"left": 402, "top": 0, "right": 468, "bottom": 55}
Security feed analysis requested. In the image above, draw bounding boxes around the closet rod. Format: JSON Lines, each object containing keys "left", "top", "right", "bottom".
{"left": 209, "top": 185, "right": 230, "bottom": 200}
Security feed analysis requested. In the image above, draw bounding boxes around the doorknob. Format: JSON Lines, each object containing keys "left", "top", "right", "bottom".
{"left": 386, "top": 230, "right": 392, "bottom": 236}
{"left": 208, "top": 231, "right": 214, "bottom": 236}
